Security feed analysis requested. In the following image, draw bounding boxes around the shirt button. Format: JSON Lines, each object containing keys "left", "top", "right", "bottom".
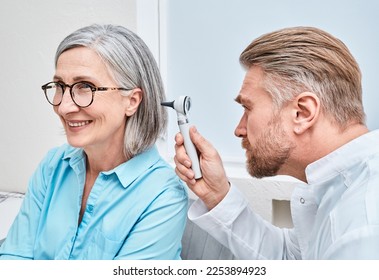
{"left": 300, "top": 197, "right": 305, "bottom": 204}
{"left": 87, "top": 204, "right": 94, "bottom": 212}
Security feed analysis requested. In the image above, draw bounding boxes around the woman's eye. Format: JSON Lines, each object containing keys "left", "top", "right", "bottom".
{"left": 56, "top": 81, "right": 65, "bottom": 87}
{"left": 78, "top": 83, "right": 93, "bottom": 89}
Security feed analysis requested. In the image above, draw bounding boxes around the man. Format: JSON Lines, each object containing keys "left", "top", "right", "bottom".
{"left": 174, "top": 26, "right": 379, "bottom": 259}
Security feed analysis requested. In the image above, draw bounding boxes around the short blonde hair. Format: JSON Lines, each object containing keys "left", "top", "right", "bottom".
{"left": 240, "top": 26, "right": 365, "bottom": 127}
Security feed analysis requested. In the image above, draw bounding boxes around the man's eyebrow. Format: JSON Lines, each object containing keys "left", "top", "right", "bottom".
{"left": 235, "top": 94, "right": 251, "bottom": 105}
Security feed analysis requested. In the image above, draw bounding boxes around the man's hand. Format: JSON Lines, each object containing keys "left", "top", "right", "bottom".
{"left": 174, "top": 126, "right": 230, "bottom": 210}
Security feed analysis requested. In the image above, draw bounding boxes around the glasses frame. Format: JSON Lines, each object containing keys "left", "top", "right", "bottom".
{"left": 41, "top": 81, "right": 133, "bottom": 108}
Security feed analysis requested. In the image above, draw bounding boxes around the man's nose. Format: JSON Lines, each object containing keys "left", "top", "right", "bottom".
{"left": 234, "top": 113, "right": 247, "bottom": 138}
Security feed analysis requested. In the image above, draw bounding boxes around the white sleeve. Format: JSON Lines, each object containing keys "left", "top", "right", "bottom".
{"left": 188, "top": 184, "right": 301, "bottom": 259}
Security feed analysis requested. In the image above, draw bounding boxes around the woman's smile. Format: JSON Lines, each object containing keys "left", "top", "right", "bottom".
{"left": 67, "top": 120, "right": 92, "bottom": 128}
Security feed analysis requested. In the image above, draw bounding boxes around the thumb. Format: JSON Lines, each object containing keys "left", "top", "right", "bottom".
{"left": 189, "top": 126, "right": 213, "bottom": 155}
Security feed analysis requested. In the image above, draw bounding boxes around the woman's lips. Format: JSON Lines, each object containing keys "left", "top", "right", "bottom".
{"left": 67, "top": 120, "right": 92, "bottom": 127}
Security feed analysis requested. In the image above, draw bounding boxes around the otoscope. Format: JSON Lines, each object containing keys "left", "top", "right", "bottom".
{"left": 161, "top": 96, "right": 202, "bottom": 179}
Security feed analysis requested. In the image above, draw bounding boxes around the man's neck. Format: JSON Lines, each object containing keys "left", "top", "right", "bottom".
{"left": 285, "top": 121, "right": 369, "bottom": 183}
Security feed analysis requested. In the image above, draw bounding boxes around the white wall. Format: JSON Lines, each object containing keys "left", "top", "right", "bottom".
{"left": 157, "top": 0, "right": 379, "bottom": 163}
{"left": 0, "top": 0, "right": 137, "bottom": 193}
{"left": 137, "top": 0, "right": 379, "bottom": 225}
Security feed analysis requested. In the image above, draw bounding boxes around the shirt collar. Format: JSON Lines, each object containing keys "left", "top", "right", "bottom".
{"left": 62, "top": 144, "right": 162, "bottom": 189}
{"left": 104, "top": 145, "right": 161, "bottom": 188}
{"left": 62, "top": 145, "right": 85, "bottom": 162}
{"left": 305, "top": 129, "right": 379, "bottom": 185}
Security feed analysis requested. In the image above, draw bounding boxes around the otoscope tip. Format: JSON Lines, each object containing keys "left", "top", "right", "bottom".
{"left": 161, "top": 101, "right": 174, "bottom": 108}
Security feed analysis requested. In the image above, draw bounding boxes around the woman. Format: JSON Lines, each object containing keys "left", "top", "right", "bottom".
{"left": 0, "top": 24, "right": 188, "bottom": 259}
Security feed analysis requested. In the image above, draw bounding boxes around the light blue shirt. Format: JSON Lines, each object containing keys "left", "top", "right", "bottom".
{"left": 189, "top": 130, "right": 379, "bottom": 259}
{"left": 0, "top": 144, "right": 188, "bottom": 259}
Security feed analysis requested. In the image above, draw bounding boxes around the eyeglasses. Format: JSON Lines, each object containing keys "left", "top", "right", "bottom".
{"left": 41, "top": 81, "right": 133, "bottom": 108}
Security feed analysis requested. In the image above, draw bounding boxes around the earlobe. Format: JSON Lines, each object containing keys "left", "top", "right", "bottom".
{"left": 293, "top": 92, "right": 320, "bottom": 134}
{"left": 125, "top": 88, "right": 143, "bottom": 116}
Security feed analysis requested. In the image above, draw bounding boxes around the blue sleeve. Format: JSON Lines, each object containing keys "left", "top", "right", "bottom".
{"left": 115, "top": 177, "right": 188, "bottom": 260}
{"left": 0, "top": 148, "right": 56, "bottom": 259}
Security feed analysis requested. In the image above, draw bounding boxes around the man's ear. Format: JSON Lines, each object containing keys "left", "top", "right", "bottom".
{"left": 125, "top": 88, "right": 143, "bottom": 116}
{"left": 292, "top": 92, "right": 320, "bottom": 134}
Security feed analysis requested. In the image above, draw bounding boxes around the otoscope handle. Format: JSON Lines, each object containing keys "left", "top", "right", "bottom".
{"left": 179, "top": 122, "right": 202, "bottom": 179}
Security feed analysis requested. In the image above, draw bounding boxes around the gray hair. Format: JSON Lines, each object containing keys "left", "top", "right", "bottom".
{"left": 240, "top": 26, "right": 365, "bottom": 128}
{"left": 55, "top": 24, "right": 167, "bottom": 158}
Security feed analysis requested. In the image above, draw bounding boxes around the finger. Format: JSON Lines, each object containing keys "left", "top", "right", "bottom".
{"left": 174, "top": 154, "right": 195, "bottom": 178}
{"left": 175, "top": 167, "right": 196, "bottom": 186}
{"left": 174, "top": 141, "right": 192, "bottom": 168}
{"left": 189, "top": 126, "right": 215, "bottom": 155}
{"left": 174, "top": 132, "right": 184, "bottom": 145}
{"left": 173, "top": 155, "right": 197, "bottom": 186}
{"left": 173, "top": 157, "right": 196, "bottom": 185}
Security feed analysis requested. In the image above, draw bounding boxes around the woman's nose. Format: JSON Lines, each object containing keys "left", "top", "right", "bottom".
{"left": 57, "top": 89, "right": 80, "bottom": 115}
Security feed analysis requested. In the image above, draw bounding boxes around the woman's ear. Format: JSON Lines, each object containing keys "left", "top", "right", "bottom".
{"left": 125, "top": 88, "right": 143, "bottom": 116}
{"left": 292, "top": 92, "right": 320, "bottom": 135}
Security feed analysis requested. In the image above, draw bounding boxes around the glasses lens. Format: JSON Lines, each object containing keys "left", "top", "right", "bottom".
{"left": 44, "top": 82, "right": 63, "bottom": 105}
{"left": 72, "top": 82, "right": 93, "bottom": 107}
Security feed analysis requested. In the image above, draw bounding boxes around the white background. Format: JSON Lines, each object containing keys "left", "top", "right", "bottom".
{"left": 158, "top": 0, "right": 379, "bottom": 164}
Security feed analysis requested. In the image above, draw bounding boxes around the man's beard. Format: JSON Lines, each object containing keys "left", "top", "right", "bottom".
{"left": 242, "top": 116, "right": 295, "bottom": 178}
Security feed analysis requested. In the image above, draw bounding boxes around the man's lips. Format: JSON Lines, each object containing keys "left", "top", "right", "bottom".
{"left": 241, "top": 138, "right": 250, "bottom": 150}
